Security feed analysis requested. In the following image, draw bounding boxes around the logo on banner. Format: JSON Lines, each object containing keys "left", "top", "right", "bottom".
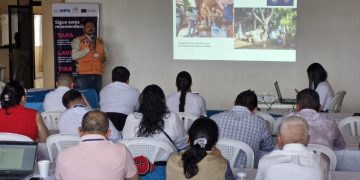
{"left": 80, "top": 9, "right": 97, "bottom": 13}
{"left": 72, "top": 7, "right": 79, "bottom": 13}
{"left": 87, "top": 9, "right": 97, "bottom": 12}
{"left": 60, "top": 9, "right": 71, "bottom": 13}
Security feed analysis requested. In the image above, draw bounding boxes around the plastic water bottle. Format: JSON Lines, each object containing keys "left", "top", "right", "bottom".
{"left": 236, "top": 172, "right": 247, "bottom": 180}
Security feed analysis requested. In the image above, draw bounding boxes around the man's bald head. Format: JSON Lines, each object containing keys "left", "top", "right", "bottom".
{"left": 80, "top": 110, "right": 109, "bottom": 134}
{"left": 56, "top": 73, "right": 74, "bottom": 88}
{"left": 278, "top": 116, "right": 309, "bottom": 149}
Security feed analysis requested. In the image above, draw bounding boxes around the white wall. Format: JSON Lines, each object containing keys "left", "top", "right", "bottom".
{"left": 65, "top": 0, "right": 360, "bottom": 113}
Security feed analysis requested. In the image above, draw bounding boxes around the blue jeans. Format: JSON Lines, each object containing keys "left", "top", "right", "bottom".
{"left": 76, "top": 74, "right": 102, "bottom": 94}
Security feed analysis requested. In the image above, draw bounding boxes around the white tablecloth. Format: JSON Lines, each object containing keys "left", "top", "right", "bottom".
{"left": 234, "top": 169, "right": 360, "bottom": 180}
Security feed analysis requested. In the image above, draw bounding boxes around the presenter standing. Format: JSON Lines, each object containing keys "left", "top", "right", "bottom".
{"left": 71, "top": 20, "right": 106, "bottom": 94}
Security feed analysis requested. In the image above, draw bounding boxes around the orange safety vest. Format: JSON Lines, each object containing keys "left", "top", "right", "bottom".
{"left": 75, "top": 35, "right": 106, "bottom": 75}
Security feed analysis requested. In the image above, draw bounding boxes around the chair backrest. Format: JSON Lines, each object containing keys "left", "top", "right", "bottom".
{"left": 307, "top": 144, "right": 337, "bottom": 171}
{"left": 273, "top": 117, "right": 283, "bottom": 135}
{"left": 338, "top": 116, "right": 360, "bottom": 136}
{"left": 0, "top": 133, "right": 33, "bottom": 142}
{"left": 41, "top": 111, "right": 63, "bottom": 130}
{"left": 327, "top": 91, "right": 346, "bottom": 113}
{"left": 255, "top": 111, "right": 275, "bottom": 135}
{"left": 46, "top": 134, "right": 80, "bottom": 162}
{"left": 216, "top": 138, "right": 254, "bottom": 168}
{"left": 0, "top": 81, "right": 5, "bottom": 95}
{"left": 176, "top": 112, "right": 199, "bottom": 131}
{"left": 119, "top": 137, "right": 176, "bottom": 163}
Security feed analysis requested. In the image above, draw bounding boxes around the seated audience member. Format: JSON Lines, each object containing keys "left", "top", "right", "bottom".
{"left": 122, "top": 84, "right": 188, "bottom": 156}
{"left": 59, "top": 89, "right": 120, "bottom": 142}
{"left": 43, "top": 73, "right": 74, "bottom": 112}
{"left": 0, "top": 81, "right": 48, "bottom": 142}
{"left": 288, "top": 88, "right": 345, "bottom": 150}
{"left": 307, "top": 63, "right": 334, "bottom": 111}
{"left": 211, "top": 90, "right": 274, "bottom": 167}
{"left": 56, "top": 110, "right": 138, "bottom": 180}
{"left": 100, "top": 66, "right": 140, "bottom": 131}
{"left": 256, "top": 116, "right": 328, "bottom": 180}
{"left": 166, "top": 71, "right": 206, "bottom": 117}
{"left": 167, "top": 118, "right": 235, "bottom": 180}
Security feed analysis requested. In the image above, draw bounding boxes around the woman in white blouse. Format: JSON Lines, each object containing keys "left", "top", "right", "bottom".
{"left": 122, "top": 84, "right": 188, "bottom": 154}
{"left": 307, "top": 63, "right": 334, "bottom": 111}
{"left": 166, "top": 71, "right": 206, "bottom": 117}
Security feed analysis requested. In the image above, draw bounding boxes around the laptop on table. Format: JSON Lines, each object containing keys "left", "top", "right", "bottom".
{"left": 0, "top": 141, "right": 38, "bottom": 180}
{"left": 274, "top": 81, "right": 296, "bottom": 104}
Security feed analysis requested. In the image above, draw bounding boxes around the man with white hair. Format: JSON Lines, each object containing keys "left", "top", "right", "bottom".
{"left": 255, "top": 116, "right": 328, "bottom": 180}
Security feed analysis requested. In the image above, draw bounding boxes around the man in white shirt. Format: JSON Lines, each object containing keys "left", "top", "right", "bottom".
{"left": 256, "top": 116, "right": 328, "bottom": 180}
{"left": 43, "top": 73, "right": 74, "bottom": 112}
{"left": 59, "top": 89, "right": 121, "bottom": 142}
{"left": 99, "top": 66, "right": 140, "bottom": 130}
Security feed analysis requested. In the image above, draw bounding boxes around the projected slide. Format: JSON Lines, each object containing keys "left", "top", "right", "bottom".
{"left": 173, "top": 0, "right": 297, "bottom": 61}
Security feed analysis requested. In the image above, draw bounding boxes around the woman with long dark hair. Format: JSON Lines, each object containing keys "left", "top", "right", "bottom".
{"left": 167, "top": 118, "right": 233, "bottom": 179}
{"left": 122, "top": 84, "right": 188, "bottom": 158}
{"left": 307, "top": 63, "right": 334, "bottom": 111}
{"left": 166, "top": 71, "right": 206, "bottom": 117}
{"left": 0, "top": 81, "right": 48, "bottom": 142}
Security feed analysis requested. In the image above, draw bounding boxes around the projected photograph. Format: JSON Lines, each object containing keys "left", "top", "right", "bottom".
{"left": 176, "top": 0, "right": 234, "bottom": 38}
{"left": 234, "top": 8, "right": 297, "bottom": 49}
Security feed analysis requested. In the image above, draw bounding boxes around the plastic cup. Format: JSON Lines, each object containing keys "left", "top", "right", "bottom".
{"left": 38, "top": 160, "right": 50, "bottom": 177}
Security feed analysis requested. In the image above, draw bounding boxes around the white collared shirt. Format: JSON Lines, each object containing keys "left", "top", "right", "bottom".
{"left": 122, "top": 112, "right": 189, "bottom": 159}
{"left": 59, "top": 105, "right": 121, "bottom": 142}
{"left": 315, "top": 81, "right": 334, "bottom": 111}
{"left": 166, "top": 92, "right": 206, "bottom": 117}
{"left": 43, "top": 86, "right": 70, "bottom": 112}
{"left": 255, "top": 143, "right": 328, "bottom": 180}
{"left": 99, "top": 82, "right": 140, "bottom": 115}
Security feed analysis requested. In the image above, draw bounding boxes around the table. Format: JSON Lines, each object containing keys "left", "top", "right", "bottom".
{"left": 29, "top": 162, "right": 55, "bottom": 180}
{"left": 268, "top": 111, "right": 353, "bottom": 124}
{"left": 335, "top": 148, "right": 360, "bottom": 171}
{"left": 234, "top": 168, "right": 360, "bottom": 180}
{"left": 258, "top": 102, "right": 295, "bottom": 112}
{"left": 25, "top": 88, "right": 99, "bottom": 112}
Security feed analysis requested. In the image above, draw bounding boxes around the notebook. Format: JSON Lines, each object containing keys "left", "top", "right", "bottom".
{"left": 0, "top": 141, "right": 38, "bottom": 179}
{"left": 274, "top": 81, "right": 296, "bottom": 104}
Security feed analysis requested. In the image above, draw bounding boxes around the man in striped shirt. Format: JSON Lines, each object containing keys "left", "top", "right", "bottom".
{"left": 211, "top": 90, "right": 274, "bottom": 167}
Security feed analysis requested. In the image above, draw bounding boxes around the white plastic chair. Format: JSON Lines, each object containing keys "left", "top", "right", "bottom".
{"left": 176, "top": 112, "right": 199, "bottom": 131}
{"left": 327, "top": 91, "right": 346, "bottom": 113}
{"left": 0, "top": 133, "right": 33, "bottom": 142}
{"left": 307, "top": 144, "right": 337, "bottom": 171}
{"left": 273, "top": 117, "right": 283, "bottom": 135}
{"left": 41, "top": 111, "right": 63, "bottom": 130}
{"left": 256, "top": 111, "right": 275, "bottom": 135}
{"left": 216, "top": 138, "right": 254, "bottom": 168}
{"left": 46, "top": 134, "right": 80, "bottom": 162}
{"left": 119, "top": 137, "right": 176, "bottom": 163}
{"left": 338, "top": 116, "right": 360, "bottom": 136}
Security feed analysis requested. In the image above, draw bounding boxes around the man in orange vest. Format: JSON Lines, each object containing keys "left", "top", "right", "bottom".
{"left": 71, "top": 20, "right": 106, "bottom": 94}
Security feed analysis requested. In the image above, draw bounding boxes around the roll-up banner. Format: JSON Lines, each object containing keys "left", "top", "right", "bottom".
{"left": 52, "top": 3, "right": 99, "bottom": 81}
